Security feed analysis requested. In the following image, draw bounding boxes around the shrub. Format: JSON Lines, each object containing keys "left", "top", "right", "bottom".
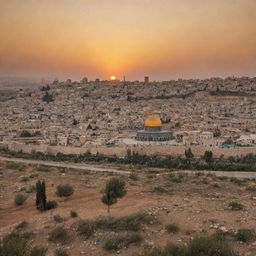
{"left": 237, "top": 229, "right": 255, "bottom": 242}
{"left": 6, "top": 162, "right": 26, "bottom": 171}
{"left": 152, "top": 186, "right": 167, "bottom": 193}
{"left": 14, "top": 194, "right": 27, "bottom": 206}
{"left": 0, "top": 232, "right": 31, "bottom": 256}
{"left": 26, "top": 185, "right": 36, "bottom": 193}
{"left": 54, "top": 248, "right": 69, "bottom": 256}
{"left": 36, "top": 166, "right": 50, "bottom": 172}
{"left": 77, "top": 220, "right": 95, "bottom": 239}
{"left": 166, "top": 223, "right": 180, "bottom": 234}
{"left": 29, "top": 174, "right": 38, "bottom": 179}
{"left": 21, "top": 232, "right": 35, "bottom": 240}
{"left": 15, "top": 221, "right": 28, "bottom": 229}
{"left": 165, "top": 243, "right": 187, "bottom": 256}
{"left": 56, "top": 184, "right": 74, "bottom": 197}
{"left": 53, "top": 215, "right": 63, "bottom": 223}
{"left": 228, "top": 202, "right": 244, "bottom": 210}
{"left": 30, "top": 246, "right": 48, "bottom": 256}
{"left": 104, "top": 232, "right": 142, "bottom": 251}
{"left": 21, "top": 177, "right": 29, "bottom": 182}
{"left": 70, "top": 210, "right": 78, "bottom": 218}
{"left": 48, "top": 227, "right": 69, "bottom": 244}
{"left": 46, "top": 200, "right": 58, "bottom": 210}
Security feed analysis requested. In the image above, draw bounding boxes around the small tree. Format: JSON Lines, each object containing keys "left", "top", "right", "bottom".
{"left": 36, "top": 180, "right": 47, "bottom": 211}
{"left": 101, "top": 178, "right": 126, "bottom": 213}
{"left": 185, "top": 148, "right": 194, "bottom": 159}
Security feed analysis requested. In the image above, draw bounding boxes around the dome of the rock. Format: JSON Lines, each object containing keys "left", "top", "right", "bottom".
{"left": 144, "top": 115, "right": 162, "bottom": 127}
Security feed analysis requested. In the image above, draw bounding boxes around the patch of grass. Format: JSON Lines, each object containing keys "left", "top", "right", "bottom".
{"left": 78, "top": 213, "right": 154, "bottom": 239}
{"left": 165, "top": 223, "right": 180, "bottom": 234}
{"left": 217, "top": 176, "right": 228, "bottom": 181}
{"left": 36, "top": 166, "right": 50, "bottom": 172}
{"left": 48, "top": 226, "right": 70, "bottom": 244}
{"left": 6, "top": 162, "right": 26, "bottom": 171}
{"left": 54, "top": 248, "right": 69, "bottom": 256}
{"left": 237, "top": 229, "right": 255, "bottom": 242}
{"left": 53, "top": 215, "right": 64, "bottom": 223}
{"left": 30, "top": 246, "right": 48, "bottom": 256}
{"left": 70, "top": 210, "right": 78, "bottom": 218}
{"left": 56, "top": 184, "right": 74, "bottom": 197}
{"left": 104, "top": 232, "right": 142, "bottom": 251}
{"left": 29, "top": 173, "right": 39, "bottom": 178}
{"left": 152, "top": 186, "right": 167, "bottom": 193}
{"left": 14, "top": 194, "right": 27, "bottom": 206}
{"left": 228, "top": 202, "right": 244, "bottom": 210}
{"left": 230, "top": 177, "right": 244, "bottom": 186}
{"left": 15, "top": 221, "right": 28, "bottom": 230}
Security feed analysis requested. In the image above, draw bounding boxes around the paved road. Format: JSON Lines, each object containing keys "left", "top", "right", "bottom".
{"left": 0, "top": 156, "right": 131, "bottom": 175}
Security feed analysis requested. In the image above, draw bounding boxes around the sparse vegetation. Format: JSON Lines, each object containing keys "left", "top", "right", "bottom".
{"left": 15, "top": 221, "right": 28, "bottom": 230}
{"left": 237, "top": 229, "right": 255, "bottom": 242}
{"left": 53, "top": 215, "right": 64, "bottom": 223}
{"left": 30, "top": 246, "right": 48, "bottom": 256}
{"left": 48, "top": 227, "right": 70, "bottom": 244}
{"left": 56, "top": 184, "right": 74, "bottom": 197}
{"left": 228, "top": 202, "right": 244, "bottom": 210}
{"left": 70, "top": 210, "right": 78, "bottom": 218}
{"left": 165, "top": 223, "right": 180, "bottom": 234}
{"left": 14, "top": 194, "right": 27, "bottom": 206}
{"left": 6, "top": 162, "right": 26, "bottom": 171}
{"left": 54, "top": 248, "right": 69, "bottom": 256}
{"left": 104, "top": 232, "right": 142, "bottom": 251}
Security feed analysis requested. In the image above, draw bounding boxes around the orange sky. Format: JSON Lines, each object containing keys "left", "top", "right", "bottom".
{"left": 0, "top": 0, "right": 255, "bottom": 80}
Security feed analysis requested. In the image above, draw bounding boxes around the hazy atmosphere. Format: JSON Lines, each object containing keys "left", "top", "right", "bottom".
{"left": 0, "top": 0, "right": 256, "bottom": 80}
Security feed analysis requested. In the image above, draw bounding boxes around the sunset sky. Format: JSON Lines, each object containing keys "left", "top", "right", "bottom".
{"left": 0, "top": 0, "right": 255, "bottom": 81}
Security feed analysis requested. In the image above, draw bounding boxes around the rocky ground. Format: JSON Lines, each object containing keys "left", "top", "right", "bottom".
{"left": 1, "top": 161, "right": 256, "bottom": 256}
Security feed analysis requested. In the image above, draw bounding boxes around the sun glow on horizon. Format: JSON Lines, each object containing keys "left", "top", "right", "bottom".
{"left": 110, "top": 76, "right": 116, "bottom": 80}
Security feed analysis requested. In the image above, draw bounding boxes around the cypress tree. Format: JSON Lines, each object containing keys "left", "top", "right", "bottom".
{"left": 36, "top": 180, "right": 47, "bottom": 211}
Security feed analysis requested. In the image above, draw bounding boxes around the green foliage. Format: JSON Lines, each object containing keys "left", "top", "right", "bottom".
{"left": 228, "top": 202, "right": 244, "bottom": 210}
{"left": 14, "top": 194, "right": 27, "bottom": 206}
{"left": 36, "top": 180, "right": 47, "bottom": 211}
{"left": 165, "top": 223, "right": 180, "bottom": 233}
{"left": 203, "top": 151, "right": 213, "bottom": 163}
{"left": 20, "top": 131, "right": 33, "bottom": 138}
{"left": 237, "top": 229, "right": 255, "bottom": 242}
{"left": 70, "top": 210, "right": 78, "bottom": 218}
{"left": 36, "top": 166, "right": 50, "bottom": 172}
{"left": 77, "top": 220, "right": 95, "bottom": 239}
{"left": 56, "top": 184, "right": 74, "bottom": 197}
{"left": 30, "top": 246, "right": 48, "bottom": 256}
{"left": 54, "top": 248, "right": 69, "bottom": 256}
{"left": 102, "top": 178, "right": 126, "bottom": 213}
{"left": 104, "top": 232, "right": 142, "bottom": 251}
{"left": 48, "top": 227, "right": 70, "bottom": 244}
{"left": 29, "top": 174, "right": 38, "bottom": 178}
{"left": 20, "top": 177, "right": 29, "bottom": 182}
{"left": 185, "top": 148, "right": 194, "bottom": 159}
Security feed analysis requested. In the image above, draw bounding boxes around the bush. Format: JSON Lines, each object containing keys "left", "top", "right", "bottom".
{"left": 237, "top": 229, "right": 255, "bottom": 242}
{"left": 0, "top": 232, "right": 31, "bottom": 256}
{"left": 165, "top": 223, "right": 180, "bottom": 234}
{"left": 228, "top": 202, "right": 244, "bottom": 210}
{"left": 54, "top": 248, "right": 69, "bottom": 256}
{"left": 104, "top": 232, "right": 142, "bottom": 251}
{"left": 36, "top": 166, "right": 50, "bottom": 172}
{"left": 152, "top": 186, "right": 167, "bottom": 193}
{"left": 77, "top": 220, "right": 95, "bottom": 239}
{"left": 53, "top": 215, "right": 63, "bottom": 223}
{"left": 165, "top": 243, "right": 187, "bottom": 256}
{"left": 48, "top": 227, "right": 69, "bottom": 244}
{"left": 15, "top": 221, "right": 28, "bottom": 229}
{"left": 6, "top": 162, "right": 26, "bottom": 171}
{"left": 46, "top": 200, "right": 58, "bottom": 210}
{"left": 14, "top": 194, "right": 27, "bottom": 206}
{"left": 29, "top": 174, "right": 38, "bottom": 178}
{"left": 70, "top": 210, "right": 78, "bottom": 218}
{"left": 56, "top": 184, "right": 74, "bottom": 197}
{"left": 21, "top": 177, "right": 29, "bottom": 182}
{"left": 30, "top": 246, "right": 48, "bottom": 256}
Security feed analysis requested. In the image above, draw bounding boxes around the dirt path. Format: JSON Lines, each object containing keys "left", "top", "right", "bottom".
{"left": 0, "top": 156, "right": 130, "bottom": 175}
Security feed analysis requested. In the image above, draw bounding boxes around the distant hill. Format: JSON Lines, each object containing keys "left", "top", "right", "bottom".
{"left": 0, "top": 76, "right": 42, "bottom": 89}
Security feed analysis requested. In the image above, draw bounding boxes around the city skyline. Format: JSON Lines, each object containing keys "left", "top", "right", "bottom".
{"left": 0, "top": 0, "right": 256, "bottom": 80}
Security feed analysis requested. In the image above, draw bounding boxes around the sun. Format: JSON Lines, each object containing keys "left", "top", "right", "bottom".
{"left": 110, "top": 76, "right": 116, "bottom": 81}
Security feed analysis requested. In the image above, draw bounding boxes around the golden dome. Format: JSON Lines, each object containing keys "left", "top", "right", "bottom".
{"left": 144, "top": 115, "right": 162, "bottom": 127}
